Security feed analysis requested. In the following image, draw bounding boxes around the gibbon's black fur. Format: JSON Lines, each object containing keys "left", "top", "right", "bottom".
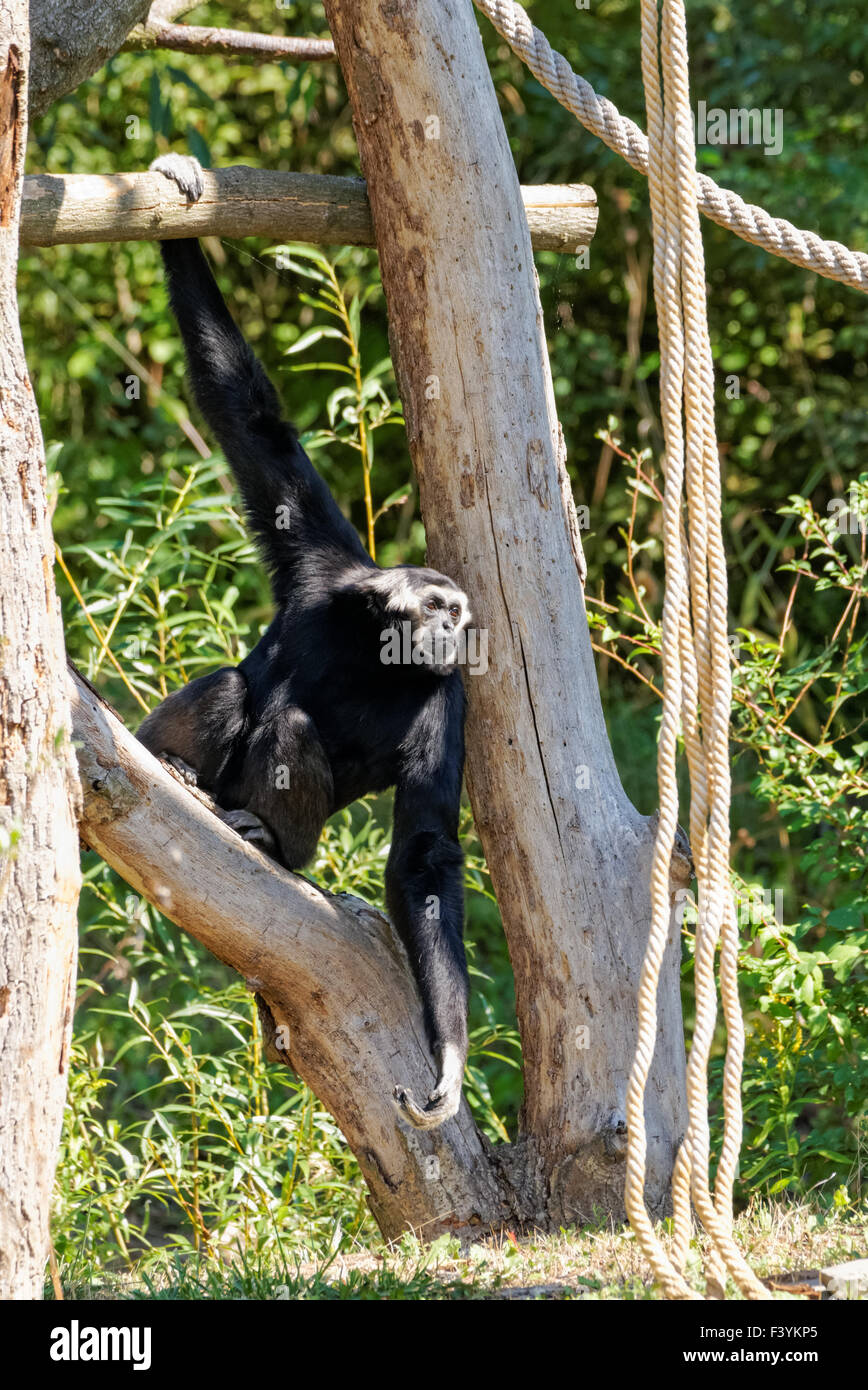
{"left": 137, "top": 155, "right": 472, "bottom": 1129}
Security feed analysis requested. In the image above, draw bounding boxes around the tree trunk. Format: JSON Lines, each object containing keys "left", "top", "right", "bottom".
{"left": 0, "top": 9, "right": 82, "bottom": 1298}
{"left": 322, "top": 0, "right": 689, "bottom": 1224}
{"left": 28, "top": 0, "right": 148, "bottom": 118}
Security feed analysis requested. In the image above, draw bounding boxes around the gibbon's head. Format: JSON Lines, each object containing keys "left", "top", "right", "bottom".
{"left": 376, "top": 566, "right": 472, "bottom": 676}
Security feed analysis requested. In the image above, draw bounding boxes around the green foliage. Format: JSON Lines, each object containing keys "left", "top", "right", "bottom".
{"left": 274, "top": 242, "right": 406, "bottom": 558}
{"left": 58, "top": 857, "right": 376, "bottom": 1286}
{"left": 726, "top": 487, "right": 868, "bottom": 1195}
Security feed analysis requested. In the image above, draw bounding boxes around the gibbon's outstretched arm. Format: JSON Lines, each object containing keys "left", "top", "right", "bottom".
{"left": 151, "top": 157, "right": 369, "bottom": 598}
{"left": 388, "top": 675, "right": 469, "bottom": 1129}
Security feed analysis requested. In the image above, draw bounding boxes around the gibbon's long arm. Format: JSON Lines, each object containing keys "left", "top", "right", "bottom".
{"left": 387, "top": 674, "right": 469, "bottom": 1128}
{"left": 153, "top": 162, "right": 369, "bottom": 597}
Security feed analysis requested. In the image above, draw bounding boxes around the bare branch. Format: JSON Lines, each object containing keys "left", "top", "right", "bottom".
{"left": 20, "top": 164, "right": 598, "bottom": 252}
{"left": 27, "top": 2, "right": 332, "bottom": 119}
{"left": 123, "top": 21, "right": 336, "bottom": 62}
{"left": 69, "top": 665, "right": 520, "bottom": 1238}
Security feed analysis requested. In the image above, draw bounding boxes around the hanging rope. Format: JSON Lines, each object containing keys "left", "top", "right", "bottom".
{"left": 625, "top": 0, "right": 767, "bottom": 1299}
{"left": 621, "top": 0, "right": 698, "bottom": 1303}
{"left": 473, "top": 0, "right": 868, "bottom": 295}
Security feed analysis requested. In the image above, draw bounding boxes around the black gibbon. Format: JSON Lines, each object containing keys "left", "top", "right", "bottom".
{"left": 137, "top": 155, "right": 471, "bottom": 1128}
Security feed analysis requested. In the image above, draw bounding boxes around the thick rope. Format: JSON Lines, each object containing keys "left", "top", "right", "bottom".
{"left": 622, "top": 0, "right": 698, "bottom": 1301}
{"left": 622, "top": 0, "right": 769, "bottom": 1300}
{"left": 473, "top": 0, "right": 868, "bottom": 295}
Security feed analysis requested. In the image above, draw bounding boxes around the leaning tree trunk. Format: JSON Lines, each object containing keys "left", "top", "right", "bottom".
{"left": 0, "top": 8, "right": 82, "bottom": 1298}
{"left": 322, "top": 0, "right": 689, "bottom": 1224}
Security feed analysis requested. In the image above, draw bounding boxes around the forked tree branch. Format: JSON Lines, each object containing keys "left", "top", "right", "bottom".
{"left": 28, "top": 1, "right": 151, "bottom": 119}
{"left": 138, "top": 0, "right": 195, "bottom": 22}
{"left": 68, "top": 665, "right": 521, "bottom": 1239}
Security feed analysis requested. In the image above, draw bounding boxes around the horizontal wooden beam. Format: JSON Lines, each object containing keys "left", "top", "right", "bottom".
{"left": 20, "top": 165, "right": 597, "bottom": 253}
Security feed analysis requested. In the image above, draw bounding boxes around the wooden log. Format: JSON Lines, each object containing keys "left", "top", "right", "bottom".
{"left": 19, "top": 165, "right": 597, "bottom": 252}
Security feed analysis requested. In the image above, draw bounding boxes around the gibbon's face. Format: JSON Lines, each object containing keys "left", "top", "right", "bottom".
{"left": 385, "top": 567, "right": 472, "bottom": 675}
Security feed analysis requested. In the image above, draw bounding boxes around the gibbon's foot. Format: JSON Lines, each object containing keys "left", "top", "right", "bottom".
{"left": 393, "top": 1043, "right": 464, "bottom": 1131}
{"left": 150, "top": 153, "right": 205, "bottom": 203}
{"left": 219, "top": 807, "right": 279, "bottom": 856}
{"left": 162, "top": 753, "right": 198, "bottom": 786}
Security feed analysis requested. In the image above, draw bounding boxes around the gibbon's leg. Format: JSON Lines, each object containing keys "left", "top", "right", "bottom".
{"left": 228, "top": 705, "right": 334, "bottom": 870}
{"left": 137, "top": 667, "right": 248, "bottom": 791}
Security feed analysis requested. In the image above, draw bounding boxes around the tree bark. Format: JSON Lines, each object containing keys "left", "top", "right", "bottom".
{"left": 0, "top": 11, "right": 81, "bottom": 1298}
{"left": 321, "top": 0, "right": 689, "bottom": 1224}
{"left": 70, "top": 669, "right": 523, "bottom": 1239}
{"left": 28, "top": 0, "right": 149, "bottom": 119}
{"left": 19, "top": 167, "right": 597, "bottom": 254}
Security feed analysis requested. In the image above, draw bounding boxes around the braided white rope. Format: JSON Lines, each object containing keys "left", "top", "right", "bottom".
{"left": 474, "top": 0, "right": 868, "bottom": 295}
{"left": 621, "top": 0, "right": 769, "bottom": 1300}
{"left": 622, "top": 0, "right": 698, "bottom": 1301}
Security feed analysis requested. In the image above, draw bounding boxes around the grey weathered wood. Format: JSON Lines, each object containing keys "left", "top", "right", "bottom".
{"left": 19, "top": 166, "right": 597, "bottom": 253}
{"left": 323, "top": 0, "right": 688, "bottom": 1223}
{"left": 28, "top": 0, "right": 149, "bottom": 118}
{"left": 69, "top": 669, "right": 522, "bottom": 1240}
{"left": 0, "top": 14, "right": 82, "bottom": 1298}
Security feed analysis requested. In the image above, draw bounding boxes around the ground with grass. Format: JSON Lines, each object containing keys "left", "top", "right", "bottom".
{"left": 53, "top": 1201, "right": 866, "bottom": 1301}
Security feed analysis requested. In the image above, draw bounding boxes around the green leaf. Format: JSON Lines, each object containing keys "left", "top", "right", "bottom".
{"left": 285, "top": 327, "right": 348, "bottom": 355}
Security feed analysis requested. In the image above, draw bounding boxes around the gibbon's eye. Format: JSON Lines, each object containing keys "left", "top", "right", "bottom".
{"left": 424, "top": 598, "right": 438, "bottom": 614}
{"left": 448, "top": 604, "right": 461, "bottom": 620}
